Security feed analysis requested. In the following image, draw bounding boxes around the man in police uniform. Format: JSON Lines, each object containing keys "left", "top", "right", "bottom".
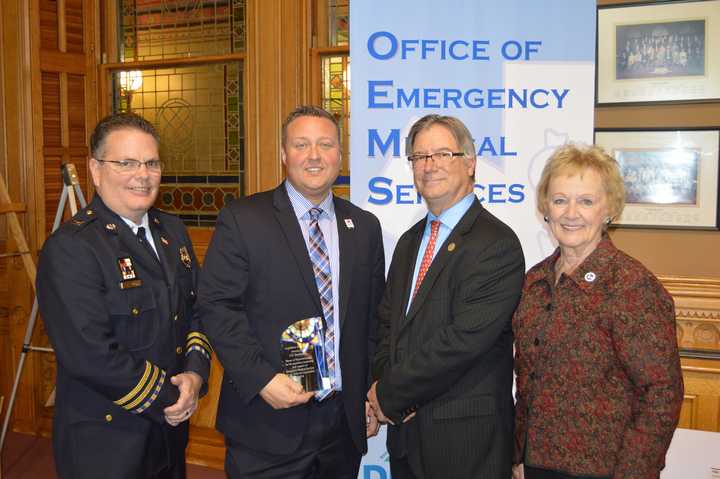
{"left": 37, "top": 113, "right": 213, "bottom": 479}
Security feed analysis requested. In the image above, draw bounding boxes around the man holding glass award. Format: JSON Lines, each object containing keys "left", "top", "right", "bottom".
{"left": 198, "top": 106, "right": 386, "bottom": 478}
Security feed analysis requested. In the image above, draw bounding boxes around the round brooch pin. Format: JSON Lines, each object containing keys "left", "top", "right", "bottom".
{"left": 584, "top": 272, "right": 596, "bottom": 283}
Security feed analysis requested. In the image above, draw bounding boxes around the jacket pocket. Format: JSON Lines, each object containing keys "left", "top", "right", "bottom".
{"left": 108, "top": 286, "right": 159, "bottom": 352}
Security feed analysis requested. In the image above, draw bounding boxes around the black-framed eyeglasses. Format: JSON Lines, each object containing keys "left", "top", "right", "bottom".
{"left": 96, "top": 159, "right": 165, "bottom": 174}
{"left": 407, "top": 151, "right": 465, "bottom": 167}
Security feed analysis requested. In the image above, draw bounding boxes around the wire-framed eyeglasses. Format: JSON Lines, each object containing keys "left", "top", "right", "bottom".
{"left": 96, "top": 159, "right": 165, "bottom": 174}
{"left": 407, "top": 151, "right": 465, "bottom": 167}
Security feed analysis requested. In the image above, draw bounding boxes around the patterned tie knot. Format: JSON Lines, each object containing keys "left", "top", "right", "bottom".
{"left": 430, "top": 220, "right": 440, "bottom": 233}
{"left": 309, "top": 207, "right": 323, "bottom": 221}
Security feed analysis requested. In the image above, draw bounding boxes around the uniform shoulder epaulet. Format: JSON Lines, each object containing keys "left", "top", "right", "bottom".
{"left": 66, "top": 207, "right": 98, "bottom": 230}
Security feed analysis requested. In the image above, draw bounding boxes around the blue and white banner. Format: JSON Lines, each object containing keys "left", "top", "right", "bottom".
{"left": 350, "top": 2, "right": 596, "bottom": 477}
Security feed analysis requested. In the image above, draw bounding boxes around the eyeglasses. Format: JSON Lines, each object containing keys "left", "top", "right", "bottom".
{"left": 407, "top": 151, "right": 465, "bottom": 167}
{"left": 96, "top": 159, "right": 164, "bottom": 174}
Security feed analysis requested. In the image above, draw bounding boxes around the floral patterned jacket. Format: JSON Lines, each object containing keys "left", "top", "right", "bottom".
{"left": 513, "top": 237, "right": 683, "bottom": 478}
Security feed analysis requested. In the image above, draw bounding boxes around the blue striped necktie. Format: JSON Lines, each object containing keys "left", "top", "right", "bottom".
{"left": 308, "top": 207, "right": 335, "bottom": 390}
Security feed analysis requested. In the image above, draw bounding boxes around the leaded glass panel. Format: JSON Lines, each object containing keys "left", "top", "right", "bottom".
{"left": 328, "top": 0, "right": 349, "bottom": 46}
{"left": 120, "top": 0, "right": 246, "bottom": 62}
{"left": 113, "top": 62, "right": 244, "bottom": 226}
{"left": 321, "top": 54, "right": 350, "bottom": 175}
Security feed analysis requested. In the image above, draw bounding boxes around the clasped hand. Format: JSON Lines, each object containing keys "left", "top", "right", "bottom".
{"left": 366, "top": 381, "right": 415, "bottom": 426}
{"left": 164, "top": 371, "right": 203, "bottom": 426}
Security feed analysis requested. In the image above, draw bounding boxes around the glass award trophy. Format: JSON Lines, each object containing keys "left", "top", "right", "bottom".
{"left": 280, "top": 317, "right": 331, "bottom": 392}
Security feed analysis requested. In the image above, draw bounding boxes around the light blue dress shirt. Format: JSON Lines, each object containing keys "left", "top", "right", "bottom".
{"left": 285, "top": 181, "right": 342, "bottom": 391}
{"left": 407, "top": 192, "right": 476, "bottom": 313}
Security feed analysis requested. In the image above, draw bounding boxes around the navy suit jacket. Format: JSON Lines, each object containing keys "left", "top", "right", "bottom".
{"left": 373, "top": 199, "right": 524, "bottom": 478}
{"left": 37, "top": 195, "right": 210, "bottom": 479}
{"left": 198, "top": 184, "right": 385, "bottom": 454}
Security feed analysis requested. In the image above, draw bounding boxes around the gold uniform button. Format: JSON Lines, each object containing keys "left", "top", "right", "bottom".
{"left": 105, "top": 414, "right": 112, "bottom": 422}
{"left": 131, "top": 307, "right": 140, "bottom": 316}
{"left": 176, "top": 346, "right": 183, "bottom": 354}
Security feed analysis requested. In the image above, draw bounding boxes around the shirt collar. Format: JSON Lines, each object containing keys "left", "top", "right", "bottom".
{"left": 120, "top": 212, "right": 151, "bottom": 234}
{"left": 528, "top": 234, "right": 619, "bottom": 291}
{"left": 426, "top": 192, "right": 475, "bottom": 230}
{"left": 284, "top": 180, "right": 336, "bottom": 221}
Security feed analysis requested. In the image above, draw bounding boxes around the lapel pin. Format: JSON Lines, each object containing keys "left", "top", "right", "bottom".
{"left": 86, "top": 209, "right": 93, "bottom": 216}
{"left": 584, "top": 272, "right": 596, "bottom": 283}
{"left": 106, "top": 223, "right": 117, "bottom": 231}
{"left": 344, "top": 218, "right": 354, "bottom": 229}
{"left": 179, "top": 246, "right": 192, "bottom": 268}
{"left": 448, "top": 242, "right": 456, "bottom": 252}
{"left": 160, "top": 236, "right": 169, "bottom": 246}
{"left": 153, "top": 217, "right": 160, "bottom": 225}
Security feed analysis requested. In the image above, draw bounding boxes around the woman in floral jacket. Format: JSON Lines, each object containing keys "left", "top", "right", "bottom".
{"left": 512, "top": 144, "right": 683, "bottom": 479}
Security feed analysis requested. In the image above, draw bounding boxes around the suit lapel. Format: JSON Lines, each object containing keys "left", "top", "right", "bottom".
{"left": 148, "top": 212, "right": 176, "bottom": 287}
{"left": 272, "top": 186, "right": 323, "bottom": 313}
{"left": 91, "top": 196, "right": 164, "bottom": 279}
{"left": 334, "top": 198, "right": 355, "bottom": 331}
{"left": 117, "top": 223, "right": 165, "bottom": 279}
{"left": 399, "top": 220, "right": 425, "bottom": 318}
{"left": 402, "top": 200, "right": 483, "bottom": 330}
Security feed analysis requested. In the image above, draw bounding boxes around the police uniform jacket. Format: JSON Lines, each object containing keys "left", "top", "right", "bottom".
{"left": 37, "top": 195, "right": 213, "bottom": 479}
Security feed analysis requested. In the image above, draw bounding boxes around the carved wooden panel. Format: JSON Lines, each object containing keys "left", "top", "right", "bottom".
{"left": 661, "top": 277, "right": 720, "bottom": 433}
{"left": 662, "top": 277, "right": 720, "bottom": 354}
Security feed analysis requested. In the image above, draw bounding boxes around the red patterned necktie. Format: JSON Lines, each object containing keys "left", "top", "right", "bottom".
{"left": 412, "top": 220, "right": 440, "bottom": 301}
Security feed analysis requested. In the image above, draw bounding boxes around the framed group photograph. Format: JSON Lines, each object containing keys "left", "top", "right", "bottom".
{"left": 597, "top": 0, "right": 720, "bottom": 105}
{"left": 594, "top": 128, "right": 720, "bottom": 229}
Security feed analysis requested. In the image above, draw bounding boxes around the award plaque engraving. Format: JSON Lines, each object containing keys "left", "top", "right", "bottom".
{"left": 280, "top": 317, "right": 331, "bottom": 392}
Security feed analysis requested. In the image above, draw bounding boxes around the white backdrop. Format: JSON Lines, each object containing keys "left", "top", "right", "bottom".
{"left": 349, "top": 2, "right": 597, "bottom": 477}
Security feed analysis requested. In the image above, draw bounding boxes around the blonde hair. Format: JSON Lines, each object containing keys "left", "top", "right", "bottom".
{"left": 537, "top": 143, "right": 625, "bottom": 220}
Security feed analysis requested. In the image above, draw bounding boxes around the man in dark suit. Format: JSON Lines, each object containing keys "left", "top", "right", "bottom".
{"left": 197, "top": 105, "right": 386, "bottom": 478}
{"left": 368, "top": 114, "right": 525, "bottom": 479}
{"left": 37, "top": 113, "right": 212, "bottom": 479}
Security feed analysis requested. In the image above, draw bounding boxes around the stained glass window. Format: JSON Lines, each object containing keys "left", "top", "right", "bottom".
{"left": 321, "top": 55, "right": 350, "bottom": 177}
{"left": 115, "top": 0, "right": 245, "bottom": 226}
{"left": 120, "top": 0, "right": 245, "bottom": 61}
{"left": 328, "top": 0, "right": 349, "bottom": 46}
